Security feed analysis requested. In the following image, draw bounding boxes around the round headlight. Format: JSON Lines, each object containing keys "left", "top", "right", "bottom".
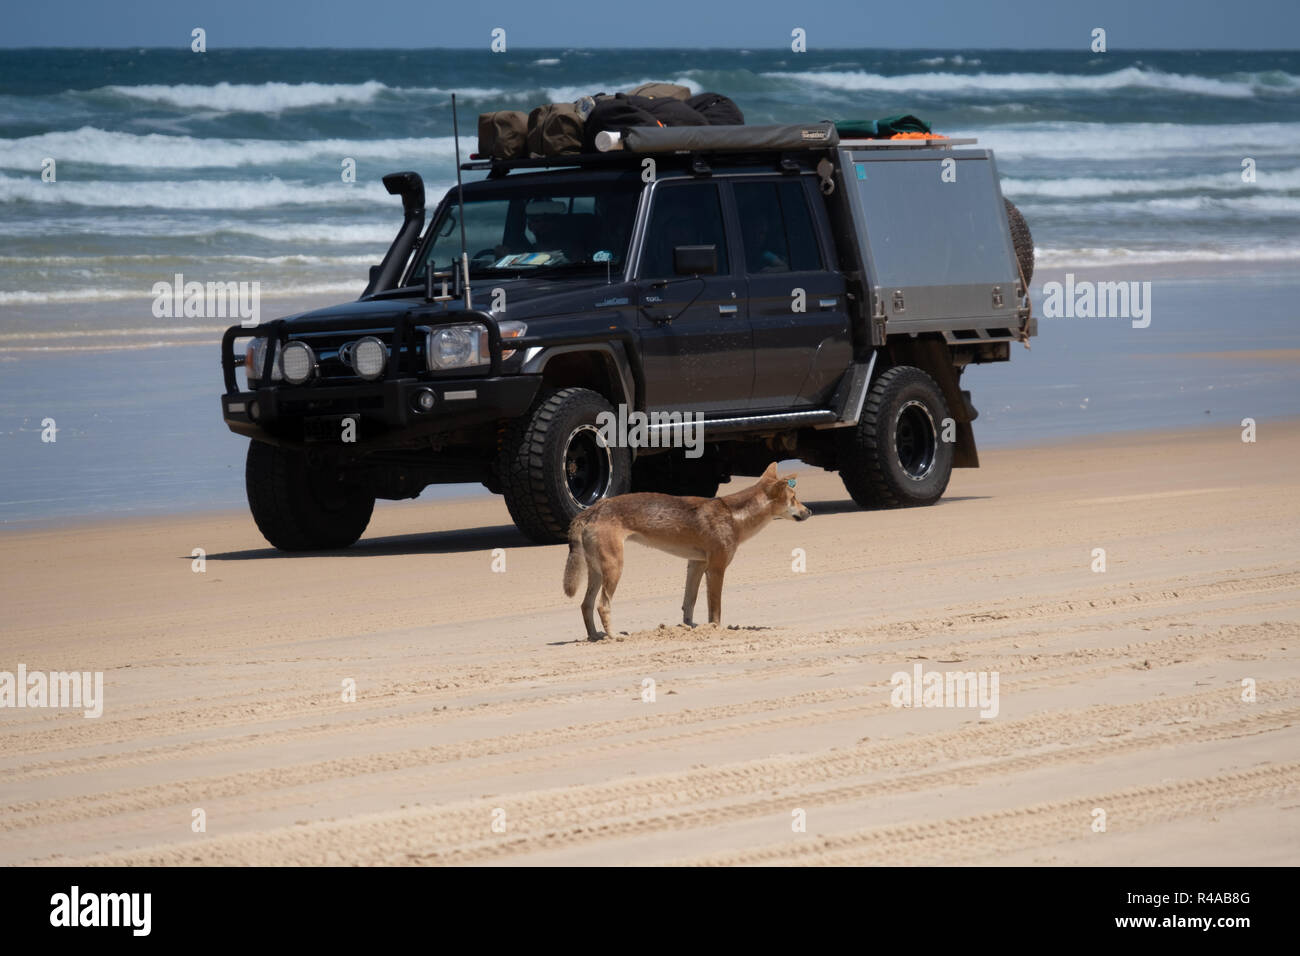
{"left": 431, "top": 327, "right": 475, "bottom": 370}
{"left": 351, "top": 336, "right": 387, "bottom": 380}
{"left": 279, "top": 341, "right": 316, "bottom": 385}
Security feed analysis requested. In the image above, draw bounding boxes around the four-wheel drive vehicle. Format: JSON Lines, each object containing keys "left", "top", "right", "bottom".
{"left": 220, "top": 121, "right": 1036, "bottom": 549}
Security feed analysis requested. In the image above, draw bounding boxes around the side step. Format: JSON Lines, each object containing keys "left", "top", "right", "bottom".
{"left": 645, "top": 408, "right": 839, "bottom": 442}
{"left": 642, "top": 356, "right": 877, "bottom": 442}
{"left": 641, "top": 357, "right": 878, "bottom": 442}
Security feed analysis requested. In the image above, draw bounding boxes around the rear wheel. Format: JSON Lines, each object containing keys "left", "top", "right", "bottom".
{"left": 497, "top": 387, "right": 631, "bottom": 543}
{"left": 245, "top": 440, "right": 375, "bottom": 550}
{"left": 837, "top": 365, "right": 953, "bottom": 508}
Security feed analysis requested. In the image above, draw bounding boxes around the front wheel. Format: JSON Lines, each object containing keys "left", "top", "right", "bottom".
{"left": 497, "top": 387, "right": 631, "bottom": 543}
{"left": 837, "top": 365, "right": 953, "bottom": 508}
{"left": 245, "top": 440, "right": 375, "bottom": 550}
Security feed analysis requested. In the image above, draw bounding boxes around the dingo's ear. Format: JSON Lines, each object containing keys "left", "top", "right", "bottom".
{"left": 761, "top": 462, "right": 779, "bottom": 481}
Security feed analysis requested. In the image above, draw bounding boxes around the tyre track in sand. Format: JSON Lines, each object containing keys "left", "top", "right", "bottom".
{"left": 2, "top": 566, "right": 1292, "bottom": 760}
{"left": 32, "top": 684, "right": 1298, "bottom": 864}
{"left": 669, "top": 763, "right": 1300, "bottom": 866}
{"left": 1, "top": 618, "right": 1285, "bottom": 788}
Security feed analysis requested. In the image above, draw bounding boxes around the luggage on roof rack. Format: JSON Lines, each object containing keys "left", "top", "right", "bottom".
{"left": 527, "top": 103, "right": 584, "bottom": 158}
{"left": 479, "top": 83, "right": 749, "bottom": 160}
{"left": 626, "top": 82, "right": 692, "bottom": 100}
{"left": 478, "top": 110, "right": 528, "bottom": 160}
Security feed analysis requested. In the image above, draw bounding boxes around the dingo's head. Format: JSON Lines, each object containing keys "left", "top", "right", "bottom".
{"left": 761, "top": 463, "right": 811, "bottom": 521}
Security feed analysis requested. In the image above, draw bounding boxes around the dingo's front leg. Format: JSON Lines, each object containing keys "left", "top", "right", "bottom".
{"left": 704, "top": 559, "right": 727, "bottom": 627}
{"left": 682, "top": 560, "right": 706, "bottom": 626}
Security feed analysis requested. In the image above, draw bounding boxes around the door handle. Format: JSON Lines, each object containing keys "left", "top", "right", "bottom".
{"left": 818, "top": 297, "right": 838, "bottom": 309}
{"left": 718, "top": 304, "right": 738, "bottom": 316}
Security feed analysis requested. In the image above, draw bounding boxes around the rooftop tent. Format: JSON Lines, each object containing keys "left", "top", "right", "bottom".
{"left": 614, "top": 122, "right": 839, "bottom": 154}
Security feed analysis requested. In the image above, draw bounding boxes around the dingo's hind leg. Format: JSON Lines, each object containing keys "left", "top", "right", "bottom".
{"left": 682, "top": 560, "right": 705, "bottom": 627}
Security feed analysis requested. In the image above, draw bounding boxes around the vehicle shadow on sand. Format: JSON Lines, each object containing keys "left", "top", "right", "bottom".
{"left": 199, "top": 496, "right": 992, "bottom": 560}
{"left": 802, "top": 495, "right": 989, "bottom": 515}
{"left": 200, "top": 523, "right": 545, "bottom": 560}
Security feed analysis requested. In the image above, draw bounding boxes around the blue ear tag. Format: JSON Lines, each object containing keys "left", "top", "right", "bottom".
{"left": 787, "top": 478, "right": 796, "bottom": 488}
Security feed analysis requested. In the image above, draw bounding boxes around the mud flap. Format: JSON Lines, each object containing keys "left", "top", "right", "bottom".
{"left": 954, "top": 419, "right": 979, "bottom": 468}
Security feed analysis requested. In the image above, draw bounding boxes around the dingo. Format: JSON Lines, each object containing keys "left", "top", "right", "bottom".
{"left": 562, "top": 462, "right": 811, "bottom": 640}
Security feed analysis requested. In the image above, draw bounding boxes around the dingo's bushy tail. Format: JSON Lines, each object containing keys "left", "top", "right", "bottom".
{"left": 563, "top": 517, "right": 587, "bottom": 598}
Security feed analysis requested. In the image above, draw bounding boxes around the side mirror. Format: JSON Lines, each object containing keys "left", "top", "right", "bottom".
{"left": 673, "top": 244, "right": 717, "bottom": 276}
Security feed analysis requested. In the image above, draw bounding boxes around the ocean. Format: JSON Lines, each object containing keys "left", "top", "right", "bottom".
{"left": 3, "top": 48, "right": 1300, "bottom": 317}
{"left": 1, "top": 48, "right": 1298, "bottom": 523}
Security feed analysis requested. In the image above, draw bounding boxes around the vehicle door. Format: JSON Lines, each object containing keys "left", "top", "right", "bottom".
{"left": 634, "top": 179, "right": 752, "bottom": 415}
{"left": 729, "top": 176, "right": 851, "bottom": 410}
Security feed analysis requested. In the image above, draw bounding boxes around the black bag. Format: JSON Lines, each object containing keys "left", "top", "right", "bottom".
{"left": 686, "top": 92, "right": 744, "bottom": 126}
{"left": 477, "top": 111, "right": 528, "bottom": 159}
{"left": 526, "top": 103, "right": 584, "bottom": 157}
{"left": 642, "top": 97, "right": 709, "bottom": 127}
{"left": 581, "top": 94, "right": 660, "bottom": 152}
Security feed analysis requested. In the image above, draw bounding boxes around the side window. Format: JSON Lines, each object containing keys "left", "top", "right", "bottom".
{"left": 778, "top": 180, "right": 822, "bottom": 272}
{"left": 734, "top": 180, "right": 823, "bottom": 274}
{"left": 640, "top": 183, "right": 730, "bottom": 279}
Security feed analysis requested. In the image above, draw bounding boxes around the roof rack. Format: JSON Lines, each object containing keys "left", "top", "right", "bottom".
{"left": 461, "top": 152, "right": 644, "bottom": 174}
{"left": 460, "top": 129, "right": 979, "bottom": 175}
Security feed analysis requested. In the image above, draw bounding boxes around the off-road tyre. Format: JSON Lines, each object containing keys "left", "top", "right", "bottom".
{"left": 497, "top": 387, "right": 631, "bottom": 544}
{"left": 1005, "top": 198, "right": 1034, "bottom": 286}
{"left": 245, "top": 440, "right": 375, "bottom": 551}
{"left": 837, "top": 365, "right": 953, "bottom": 509}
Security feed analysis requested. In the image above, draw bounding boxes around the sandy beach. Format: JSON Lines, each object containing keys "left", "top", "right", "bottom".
{"left": 1, "top": 419, "right": 1296, "bottom": 865}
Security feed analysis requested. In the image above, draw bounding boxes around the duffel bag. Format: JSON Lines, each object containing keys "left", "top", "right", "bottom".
{"left": 527, "top": 103, "right": 585, "bottom": 157}
{"left": 477, "top": 110, "right": 528, "bottom": 159}
{"left": 626, "top": 82, "right": 692, "bottom": 100}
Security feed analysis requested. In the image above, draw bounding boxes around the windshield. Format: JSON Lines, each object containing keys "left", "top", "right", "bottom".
{"left": 409, "top": 178, "right": 643, "bottom": 282}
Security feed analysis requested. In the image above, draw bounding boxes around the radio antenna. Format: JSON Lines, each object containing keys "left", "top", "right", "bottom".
{"left": 451, "top": 92, "right": 471, "bottom": 309}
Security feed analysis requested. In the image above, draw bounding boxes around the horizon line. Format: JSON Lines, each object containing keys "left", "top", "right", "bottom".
{"left": 2, "top": 45, "right": 1297, "bottom": 52}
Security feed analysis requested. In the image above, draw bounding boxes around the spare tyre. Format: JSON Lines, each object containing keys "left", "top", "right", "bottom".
{"left": 1004, "top": 198, "right": 1034, "bottom": 285}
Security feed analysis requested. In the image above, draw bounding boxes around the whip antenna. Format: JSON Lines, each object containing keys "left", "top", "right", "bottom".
{"left": 451, "top": 93, "right": 471, "bottom": 308}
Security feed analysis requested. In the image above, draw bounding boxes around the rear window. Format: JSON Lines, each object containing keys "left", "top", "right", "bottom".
{"left": 734, "top": 180, "right": 822, "bottom": 274}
